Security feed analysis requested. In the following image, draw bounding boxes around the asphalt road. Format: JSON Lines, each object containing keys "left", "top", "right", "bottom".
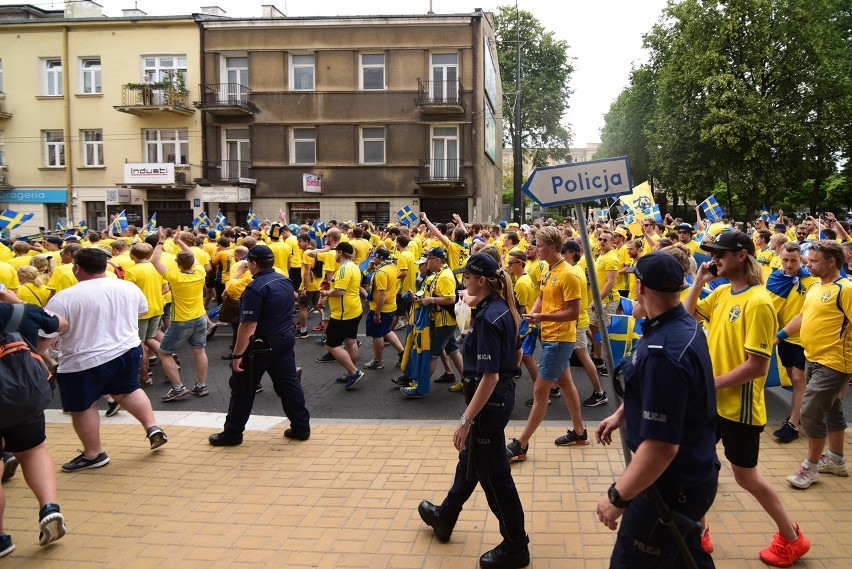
{"left": 48, "top": 309, "right": 850, "bottom": 432}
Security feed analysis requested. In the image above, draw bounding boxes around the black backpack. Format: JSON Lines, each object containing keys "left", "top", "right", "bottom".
{"left": 0, "top": 304, "right": 53, "bottom": 429}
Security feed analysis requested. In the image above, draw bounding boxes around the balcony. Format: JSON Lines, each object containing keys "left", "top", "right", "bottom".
{"left": 194, "top": 160, "right": 255, "bottom": 185}
{"left": 0, "top": 93, "right": 11, "bottom": 119}
{"left": 415, "top": 79, "right": 466, "bottom": 114}
{"left": 114, "top": 83, "right": 195, "bottom": 116}
{"left": 193, "top": 83, "right": 257, "bottom": 115}
{"left": 415, "top": 159, "right": 467, "bottom": 189}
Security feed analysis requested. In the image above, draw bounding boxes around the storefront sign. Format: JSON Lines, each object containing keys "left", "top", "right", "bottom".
{"left": 303, "top": 174, "right": 322, "bottom": 194}
{"left": 202, "top": 186, "right": 252, "bottom": 203}
{"left": 0, "top": 189, "right": 67, "bottom": 203}
{"left": 123, "top": 163, "right": 175, "bottom": 185}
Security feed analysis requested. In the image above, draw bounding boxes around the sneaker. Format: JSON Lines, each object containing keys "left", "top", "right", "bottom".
{"left": 400, "top": 384, "right": 423, "bottom": 399}
{"left": 583, "top": 391, "right": 608, "bottom": 407}
{"left": 392, "top": 374, "right": 412, "bottom": 386}
{"left": 344, "top": 369, "right": 365, "bottom": 390}
{"left": 105, "top": 400, "right": 121, "bottom": 417}
{"left": 817, "top": 453, "right": 849, "bottom": 477}
{"left": 396, "top": 351, "right": 403, "bottom": 368}
{"left": 190, "top": 383, "right": 209, "bottom": 397}
{"left": 549, "top": 386, "right": 562, "bottom": 398}
{"left": 172, "top": 354, "right": 181, "bottom": 370}
{"left": 524, "top": 397, "right": 551, "bottom": 407}
{"left": 0, "top": 534, "right": 14, "bottom": 558}
{"left": 506, "top": 438, "right": 528, "bottom": 462}
{"left": 591, "top": 356, "right": 604, "bottom": 367}
{"left": 316, "top": 352, "right": 335, "bottom": 363}
{"left": 448, "top": 381, "right": 464, "bottom": 393}
{"left": 435, "top": 372, "right": 456, "bottom": 384}
{"left": 146, "top": 426, "right": 168, "bottom": 450}
{"left": 554, "top": 428, "right": 589, "bottom": 446}
{"left": 311, "top": 324, "right": 325, "bottom": 332}
{"left": 61, "top": 451, "right": 110, "bottom": 472}
{"left": 140, "top": 371, "right": 153, "bottom": 386}
{"left": 393, "top": 321, "right": 407, "bottom": 331}
{"left": 148, "top": 357, "right": 159, "bottom": 367}
{"left": 334, "top": 374, "right": 350, "bottom": 384}
{"left": 2, "top": 454, "right": 19, "bottom": 483}
{"left": 315, "top": 335, "right": 326, "bottom": 345}
{"left": 787, "top": 461, "right": 820, "bottom": 489}
{"left": 162, "top": 385, "right": 189, "bottom": 402}
{"left": 295, "top": 330, "right": 310, "bottom": 339}
{"left": 700, "top": 526, "right": 713, "bottom": 554}
{"left": 596, "top": 364, "right": 609, "bottom": 376}
{"left": 295, "top": 367, "right": 303, "bottom": 383}
{"left": 759, "top": 523, "right": 809, "bottom": 567}
{"left": 256, "top": 384, "right": 264, "bottom": 393}
{"left": 772, "top": 419, "right": 799, "bottom": 443}
{"left": 364, "top": 359, "right": 385, "bottom": 370}
{"left": 38, "top": 504, "right": 66, "bottom": 546}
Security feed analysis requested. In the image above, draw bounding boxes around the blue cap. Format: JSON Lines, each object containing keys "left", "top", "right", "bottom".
{"left": 626, "top": 252, "right": 684, "bottom": 293}
{"left": 425, "top": 246, "right": 446, "bottom": 260}
{"left": 453, "top": 253, "right": 499, "bottom": 277}
{"left": 246, "top": 245, "right": 274, "bottom": 262}
{"left": 208, "top": 230, "right": 217, "bottom": 239}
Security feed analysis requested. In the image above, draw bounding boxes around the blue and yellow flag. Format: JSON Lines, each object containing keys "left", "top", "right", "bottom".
{"left": 0, "top": 209, "right": 34, "bottom": 230}
{"left": 146, "top": 213, "right": 157, "bottom": 234}
{"left": 112, "top": 210, "right": 128, "bottom": 234}
{"left": 643, "top": 204, "right": 662, "bottom": 223}
{"left": 192, "top": 211, "right": 211, "bottom": 228}
{"left": 396, "top": 205, "right": 419, "bottom": 227}
{"left": 76, "top": 219, "right": 88, "bottom": 233}
{"left": 309, "top": 220, "right": 326, "bottom": 247}
{"left": 699, "top": 196, "right": 724, "bottom": 221}
{"left": 215, "top": 209, "right": 228, "bottom": 231}
{"left": 246, "top": 208, "right": 260, "bottom": 229}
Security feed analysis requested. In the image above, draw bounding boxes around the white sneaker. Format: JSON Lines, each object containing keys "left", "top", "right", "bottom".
{"left": 787, "top": 461, "right": 820, "bottom": 489}
{"left": 817, "top": 453, "right": 849, "bottom": 477}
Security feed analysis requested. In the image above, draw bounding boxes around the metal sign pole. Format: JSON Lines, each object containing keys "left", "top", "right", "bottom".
{"left": 574, "top": 202, "right": 632, "bottom": 465}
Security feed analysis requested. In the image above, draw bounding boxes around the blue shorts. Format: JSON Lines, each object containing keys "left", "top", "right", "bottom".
{"left": 57, "top": 346, "right": 142, "bottom": 412}
{"left": 160, "top": 315, "right": 207, "bottom": 353}
{"left": 537, "top": 341, "right": 575, "bottom": 381}
{"left": 365, "top": 310, "right": 394, "bottom": 338}
{"left": 430, "top": 325, "right": 459, "bottom": 356}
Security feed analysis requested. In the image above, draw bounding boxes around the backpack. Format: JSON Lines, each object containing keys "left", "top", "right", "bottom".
{"left": 0, "top": 304, "right": 53, "bottom": 429}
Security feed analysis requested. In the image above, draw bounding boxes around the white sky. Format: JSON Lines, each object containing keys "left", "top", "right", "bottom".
{"left": 32, "top": 0, "right": 670, "bottom": 145}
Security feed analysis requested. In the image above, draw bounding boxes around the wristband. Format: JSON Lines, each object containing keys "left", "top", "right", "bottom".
{"left": 460, "top": 414, "right": 474, "bottom": 427}
{"left": 232, "top": 353, "right": 243, "bottom": 359}
{"left": 776, "top": 330, "right": 789, "bottom": 341}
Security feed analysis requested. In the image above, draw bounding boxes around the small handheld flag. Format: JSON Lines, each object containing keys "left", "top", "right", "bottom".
{"left": 246, "top": 208, "right": 260, "bottom": 229}
{"left": 699, "top": 196, "right": 724, "bottom": 222}
{"left": 112, "top": 210, "right": 128, "bottom": 234}
{"left": 643, "top": 204, "right": 662, "bottom": 223}
{"left": 146, "top": 213, "right": 158, "bottom": 233}
{"left": 192, "top": 211, "right": 212, "bottom": 228}
{"left": 309, "top": 220, "right": 326, "bottom": 247}
{"left": 215, "top": 209, "right": 228, "bottom": 231}
{"left": 395, "top": 205, "right": 419, "bottom": 227}
{"left": 0, "top": 209, "right": 35, "bottom": 230}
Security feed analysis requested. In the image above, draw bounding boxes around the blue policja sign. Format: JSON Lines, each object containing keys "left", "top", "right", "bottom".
{"left": 522, "top": 156, "right": 632, "bottom": 206}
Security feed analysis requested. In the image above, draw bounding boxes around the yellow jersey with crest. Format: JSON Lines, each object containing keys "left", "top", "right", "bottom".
{"left": 800, "top": 279, "right": 852, "bottom": 373}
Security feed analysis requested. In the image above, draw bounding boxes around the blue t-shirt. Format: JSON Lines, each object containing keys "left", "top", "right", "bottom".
{"left": 620, "top": 304, "right": 719, "bottom": 485}
{"left": 462, "top": 293, "right": 517, "bottom": 379}
{"left": 0, "top": 303, "right": 60, "bottom": 346}
{"left": 239, "top": 268, "right": 294, "bottom": 337}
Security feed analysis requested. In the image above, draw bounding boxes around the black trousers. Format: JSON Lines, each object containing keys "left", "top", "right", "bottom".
{"left": 222, "top": 332, "right": 310, "bottom": 436}
{"left": 438, "top": 379, "right": 528, "bottom": 553}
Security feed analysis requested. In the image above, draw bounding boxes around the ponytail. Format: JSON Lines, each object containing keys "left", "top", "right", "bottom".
{"left": 484, "top": 267, "right": 519, "bottom": 338}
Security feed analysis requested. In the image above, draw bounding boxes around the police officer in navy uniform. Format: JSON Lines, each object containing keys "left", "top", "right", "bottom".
{"left": 596, "top": 252, "right": 719, "bottom": 569}
{"left": 417, "top": 253, "right": 530, "bottom": 569}
{"left": 209, "top": 245, "right": 311, "bottom": 446}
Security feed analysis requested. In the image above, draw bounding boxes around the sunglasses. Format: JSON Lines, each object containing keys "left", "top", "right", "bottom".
{"left": 599, "top": 238, "right": 610, "bottom": 242}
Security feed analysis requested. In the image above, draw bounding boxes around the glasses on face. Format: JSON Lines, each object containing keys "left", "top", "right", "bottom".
{"left": 599, "top": 238, "right": 610, "bottom": 242}
{"left": 677, "top": 231, "right": 691, "bottom": 235}
{"left": 711, "top": 250, "right": 732, "bottom": 259}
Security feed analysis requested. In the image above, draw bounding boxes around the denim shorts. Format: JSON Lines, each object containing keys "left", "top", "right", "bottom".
{"left": 430, "top": 325, "right": 459, "bottom": 356}
{"left": 160, "top": 315, "right": 207, "bottom": 353}
{"left": 138, "top": 315, "right": 163, "bottom": 341}
{"left": 538, "top": 341, "right": 575, "bottom": 381}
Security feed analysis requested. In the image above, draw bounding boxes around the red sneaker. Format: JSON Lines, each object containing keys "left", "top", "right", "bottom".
{"left": 311, "top": 324, "right": 325, "bottom": 332}
{"left": 700, "top": 525, "right": 713, "bottom": 554}
{"left": 759, "top": 523, "right": 809, "bottom": 567}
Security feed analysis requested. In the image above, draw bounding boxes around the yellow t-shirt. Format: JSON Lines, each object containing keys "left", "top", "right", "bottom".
{"left": 318, "top": 250, "right": 338, "bottom": 282}
{"left": 46, "top": 263, "right": 75, "bottom": 293}
{"left": 190, "top": 246, "right": 212, "bottom": 269}
{"left": 696, "top": 284, "right": 776, "bottom": 426}
{"left": 350, "top": 238, "right": 372, "bottom": 266}
{"left": 268, "top": 240, "right": 291, "bottom": 273}
{"left": 112, "top": 253, "right": 135, "bottom": 272}
{"left": 330, "top": 260, "right": 363, "bottom": 320}
{"left": 425, "top": 266, "right": 457, "bottom": 327}
{"left": 767, "top": 273, "right": 818, "bottom": 346}
{"left": 756, "top": 248, "right": 775, "bottom": 283}
{"left": 164, "top": 265, "right": 206, "bottom": 322}
{"left": 125, "top": 261, "right": 166, "bottom": 319}
{"left": 369, "top": 262, "right": 398, "bottom": 313}
{"left": 301, "top": 254, "right": 321, "bottom": 293}
{"left": 568, "top": 262, "right": 591, "bottom": 329}
{"left": 224, "top": 266, "right": 253, "bottom": 300}
{"left": 8, "top": 256, "right": 32, "bottom": 270}
{"left": 524, "top": 258, "right": 547, "bottom": 300}
{"left": 539, "top": 258, "right": 581, "bottom": 343}
{"left": 446, "top": 241, "right": 469, "bottom": 274}
{"left": 18, "top": 282, "right": 50, "bottom": 307}
{"left": 800, "top": 279, "right": 852, "bottom": 373}
{"left": 594, "top": 249, "right": 622, "bottom": 303}
{"left": 0, "top": 246, "right": 13, "bottom": 263}
{"left": 513, "top": 273, "right": 536, "bottom": 315}
{"left": 396, "top": 249, "right": 417, "bottom": 295}
{"left": 286, "top": 235, "right": 302, "bottom": 269}
{"left": 212, "top": 248, "right": 235, "bottom": 285}
{"left": 615, "top": 246, "right": 630, "bottom": 291}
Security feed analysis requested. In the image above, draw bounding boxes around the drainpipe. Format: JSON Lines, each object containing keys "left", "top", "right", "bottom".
{"left": 197, "top": 16, "right": 207, "bottom": 219}
{"left": 471, "top": 13, "right": 481, "bottom": 222}
{"left": 62, "top": 25, "right": 74, "bottom": 226}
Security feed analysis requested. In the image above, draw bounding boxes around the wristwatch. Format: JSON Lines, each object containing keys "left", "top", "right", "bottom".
{"left": 459, "top": 414, "right": 474, "bottom": 427}
{"left": 607, "top": 483, "right": 630, "bottom": 508}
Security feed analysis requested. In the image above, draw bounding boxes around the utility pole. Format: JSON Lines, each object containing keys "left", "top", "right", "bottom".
{"left": 512, "top": 1, "right": 523, "bottom": 223}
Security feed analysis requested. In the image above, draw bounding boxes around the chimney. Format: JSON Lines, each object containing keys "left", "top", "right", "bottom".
{"left": 65, "top": 0, "right": 104, "bottom": 18}
{"left": 122, "top": 9, "right": 148, "bottom": 17}
{"left": 261, "top": 5, "right": 286, "bottom": 18}
{"left": 200, "top": 6, "right": 227, "bottom": 17}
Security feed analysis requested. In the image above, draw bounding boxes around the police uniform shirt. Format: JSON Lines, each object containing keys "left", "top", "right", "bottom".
{"left": 240, "top": 268, "right": 294, "bottom": 337}
{"left": 462, "top": 293, "right": 517, "bottom": 379}
{"left": 0, "top": 302, "right": 60, "bottom": 346}
{"left": 620, "top": 304, "right": 718, "bottom": 485}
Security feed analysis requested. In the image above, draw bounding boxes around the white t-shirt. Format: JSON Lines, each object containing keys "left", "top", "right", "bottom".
{"left": 43, "top": 277, "right": 147, "bottom": 373}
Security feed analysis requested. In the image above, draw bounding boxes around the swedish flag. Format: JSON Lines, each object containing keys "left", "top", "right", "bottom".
{"left": 309, "top": 220, "right": 326, "bottom": 247}
{"left": 55, "top": 220, "right": 65, "bottom": 232}
{"left": 0, "top": 209, "right": 35, "bottom": 230}
{"left": 192, "top": 211, "right": 211, "bottom": 228}
{"left": 146, "top": 213, "right": 157, "bottom": 233}
{"left": 246, "top": 208, "right": 260, "bottom": 229}
{"left": 77, "top": 219, "right": 88, "bottom": 233}
{"left": 395, "top": 205, "right": 419, "bottom": 227}
{"left": 596, "top": 209, "right": 608, "bottom": 221}
{"left": 643, "top": 204, "right": 662, "bottom": 223}
{"left": 699, "top": 196, "right": 724, "bottom": 222}
{"left": 623, "top": 213, "right": 635, "bottom": 224}
{"left": 112, "top": 210, "right": 128, "bottom": 234}
{"left": 215, "top": 209, "right": 228, "bottom": 231}
{"left": 759, "top": 205, "right": 770, "bottom": 221}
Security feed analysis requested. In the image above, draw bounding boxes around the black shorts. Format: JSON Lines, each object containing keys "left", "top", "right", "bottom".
{"left": 716, "top": 416, "right": 764, "bottom": 469}
{"left": 289, "top": 268, "right": 302, "bottom": 291}
{"left": 298, "top": 290, "right": 320, "bottom": 308}
{"left": 0, "top": 412, "right": 46, "bottom": 453}
{"left": 326, "top": 315, "right": 362, "bottom": 348}
{"left": 778, "top": 340, "right": 805, "bottom": 371}
{"left": 396, "top": 293, "right": 412, "bottom": 317}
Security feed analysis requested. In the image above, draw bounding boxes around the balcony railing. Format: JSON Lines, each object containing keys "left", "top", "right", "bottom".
{"left": 114, "top": 84, "right": 194, "bottom": 116}
{"left": 415, "top": 159, "right": 467, "bottom": 188}
{"left": 196, "top": 160, "right": 254, "bottom": 184}
{"left": 193, "top": 83, "right": 256, "bottom": 115}
{"left": 415, "top": 79, "right": 466, "bottom": 114}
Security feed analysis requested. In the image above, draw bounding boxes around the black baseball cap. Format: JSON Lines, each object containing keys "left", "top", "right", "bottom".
{"left": 246, "top": 245, "right": 274, "bottom": 262}
{"left": 626, "top": 252, "right": 684, "bottom": 293}
{"left": 701, "top": 231, "right": 755, "bottom": 256}
{"left": 425, "top": 247, "right": 446, "bottom": 260}
{"left": 674, "top": 223, "right": 695, "bottom": 233}
{"left": 561, "top": 240, "right": 581, "bottom": 253}
{"left": 453, "top": 253, "right": 499, "bottom": 278}
{"left": 333, "top": 242, "right": 354, "bottom": 255}
{"left": 372, "top": 247, "right": 390, "bottom": 259}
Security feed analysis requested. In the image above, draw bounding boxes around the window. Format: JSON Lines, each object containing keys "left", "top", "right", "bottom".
{"left": 360, "top": 127, "right": 385, "bottom": 164}
{"left": 81, "top": 129, "right": 103, "bottom": 166}
{"left": 431, "top": 126, "right": 459, "bottom": 177}
{"left": 42, "top": 58, "right": 63, "bottom": 96}
{"left": 144, "top": 129, "right": 189, "bottom": 164}
{"left": 224, "top": 129, "right": 250, "bottom": 179}
{"left": 360, "top": 53, "right": 385, "bottom": 90}
{"left": 292, "top": 128, "right": 316, "bottom": 164}
{"left": 143, "top": 55, "right": 187, "bottom": 85}
{"left": 43, "top": 130, "right": 65, "bottom": 167}
{"left": 224, "top": 56, "right": 248, "bottom": 86}
{"left": 357, "top": 202, "right": 390, "bottom": 225}
{"left": 79, "top": 58, "right": 101, "bottom": 94}
{"left": 430, "top": 53, "right": 458, "bottom": 101}
{"left": 290, "top": 54, "right": 315, "bottom": 91}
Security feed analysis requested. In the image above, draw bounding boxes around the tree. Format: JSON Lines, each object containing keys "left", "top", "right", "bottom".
{"left": 495, "top": 5, "right": 573, "bottom": 160}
